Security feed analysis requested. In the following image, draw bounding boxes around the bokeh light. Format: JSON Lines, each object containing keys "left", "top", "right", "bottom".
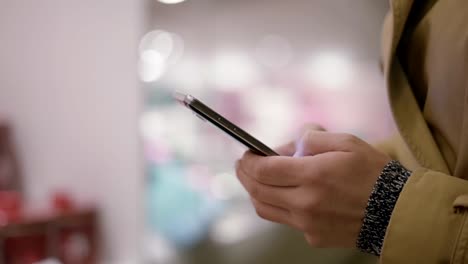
{"left": 210, "top": 211, "right": 257, "bottom": 245}
{"left": 166, "top": 56, "right": 206, "bottom": 93}
{"left": 255, "top": 35, "right": 293, "bottom": 69}
{"left": 305, "top": 52, "right": 353, "bottom": 90}
{"left": 139, "top": 30, "right": 175, "bottom": 60}
{"left": 138, "top": 30, "right": 185, "bottom": 83}
{"left": 242, "top": 86, "right": 299, "bottom": 145}
{"left": 139, "top": 50, "right": 166, "bottom": 82}
{"left": 158, "top": 0, "right": 186, "bottom": 4}
{"left": 209, "top": 51, "right": 259, "bottom": 90}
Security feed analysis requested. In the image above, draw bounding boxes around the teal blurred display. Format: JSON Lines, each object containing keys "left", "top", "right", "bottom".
{"left": 147, "top": 160, "right": 223, "bottom": 248}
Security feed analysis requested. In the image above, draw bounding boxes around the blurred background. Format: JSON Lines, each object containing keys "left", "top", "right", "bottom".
{"left": 0, "top": 0, "right": 392, "bottom": 263}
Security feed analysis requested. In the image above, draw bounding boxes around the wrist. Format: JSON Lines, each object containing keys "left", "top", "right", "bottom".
{"left": 356, "top": 160, "right": 412, "bottom": 256}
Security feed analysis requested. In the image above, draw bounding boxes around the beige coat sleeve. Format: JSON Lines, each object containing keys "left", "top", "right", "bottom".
{"left": 380, "top": 168, "right": 468, "bottom": 263}
{"left": 373, "top": 135, "right": 468, "bottom": 263}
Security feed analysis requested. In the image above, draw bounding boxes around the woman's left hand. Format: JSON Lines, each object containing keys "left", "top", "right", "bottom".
{"left": 235, "top": 130, "right": 391, "bottom": 247}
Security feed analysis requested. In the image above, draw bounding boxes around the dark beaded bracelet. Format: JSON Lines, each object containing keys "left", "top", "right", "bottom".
{"left": 356, "top": 160, "right": 412, "bottom": 256}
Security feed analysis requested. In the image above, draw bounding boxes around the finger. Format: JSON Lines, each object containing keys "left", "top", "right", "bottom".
{"left": 251, "top": 197, "right": 293, "bottom": 226}
{"left": 296, "top": 131, "right": 359, "bottom": 156}
{"left": 276, "top": 124, "right": 326, "bottom": 157}
{"left": 304, "top": 233, "right": 322, "bottom": 247}
{"left": 299, "top": 123, "right": 326, "bottom": 133}
{"left": 274, "top": 141, "right": 296, "bottom": 156}
{"left": 239, "top": 151, "right": 304, "bottom": 187}
{"left": 293, "top": 124, "right": 325, "bottom": 157}
{"left": 236, "top": 160, "right": 295, "bottom": 208}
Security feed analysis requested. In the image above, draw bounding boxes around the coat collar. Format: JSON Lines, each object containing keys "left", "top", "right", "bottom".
{"left": 384, "top": 0, "right": 414, "bottom": 75}
{"left": 385, "top": 0, "right": 450, "bottom": 174}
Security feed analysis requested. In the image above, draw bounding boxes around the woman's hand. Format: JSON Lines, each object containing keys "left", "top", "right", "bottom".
{"left": 235, "top": 129, "right": 391, "bottom": 247}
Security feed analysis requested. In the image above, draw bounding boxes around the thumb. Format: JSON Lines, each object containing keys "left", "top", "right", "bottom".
{"left": 293, "top": 123, "right": 326, "bottom": 157}
{"left": 294, "top": 130, "right": 355, "bottom": 157}
{"left": 298, "top": 123, "right": 326, "bottom": 133}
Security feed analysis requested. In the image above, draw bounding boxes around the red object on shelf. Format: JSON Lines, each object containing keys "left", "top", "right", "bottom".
{"left": 0, "top": 209, "right": 98, "bottom": 264}
{"left": 4, "top": 234, "right": 48, "bottom": 264}
{"left": 0, "top": 191, "right": 22, "bottom": 224}
{"left": 52, "top": 192, "right": 75, "bottom": 212}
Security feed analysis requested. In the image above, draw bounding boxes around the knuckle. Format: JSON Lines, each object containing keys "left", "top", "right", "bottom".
{"left": 301, "top": 219, "right": 314, "bottom": 232}
{"left": 304, "top": 123, "right": 325, "bottom": 132}
{"left": 294, "top": 216, "right": 309, "bottom": 231}
{"left": 255, "top": 173, "right": 269, "bottom": 184}
{"left": 295, "top": 194, "right": 322, "bottom": 213}
{"left": 255, "top": 160, "right": 273, "bottom": 181}
{"left": 255, "top": 207, "right": 269, "bottom": 221}
{"left": 253, "top": 162, "right": 262, "bottom": 177}
{"left": 303, "top": 130, "right": 315, "bottom": 144}
{"left": 340, "top": 134, "right": 360, "bottom": 147}
{"left": 249, "top": 184, "right": 261, "bottom": 198}
{"left": 305, "top": 234, "right": 323, "bottom": 247}
{"left": 254, "top": 165, "right": 267, "bottom": 181}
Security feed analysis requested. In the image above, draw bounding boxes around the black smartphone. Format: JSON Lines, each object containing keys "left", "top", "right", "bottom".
{"left": 173, "top": 92, "right": 278, "bottom": 156}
